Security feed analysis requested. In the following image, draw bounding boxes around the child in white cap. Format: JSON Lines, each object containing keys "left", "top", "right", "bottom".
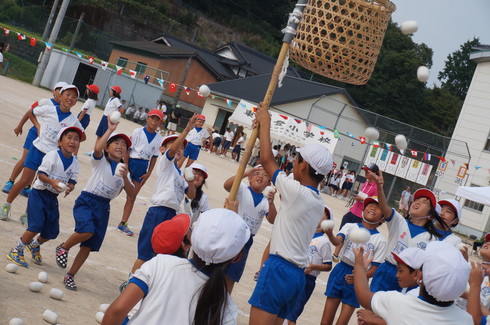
{"left": 102, "top": 208, "right": 250, "bottom": 325}
{"left": 435, "top": 199, "right": 464, "bottom": 247}
{"left": 248, "top": 102, "right": 332, "bottom": 324}
{"left": 467, "top": 235, "right": 490, "bottom": 324}
{"left": 354, "top": 241, "right": 472, "bottom": 324}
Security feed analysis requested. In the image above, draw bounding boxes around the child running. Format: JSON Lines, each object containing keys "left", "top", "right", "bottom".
{"left": 55, "top": 120, "right": 134, "bottom": 290}
{"left": 102, "top": 208, "right": 250, "bottom": 325}
{"left": 286, "top": 206, "right": 334, "bottom": 325}
{"left": 116, "top": 109, "right": 164, "bottom": 236}
{"left": 6, "top": 126, "right": 82, "bottom": 267}
{"left": 223, "top": 165, "right": 277, "bottom": 293}
{"left": 178, "top": 114, "right": 210, "bottom": 168}
{"left": 77, "top": 84, "right": 99, "bottom": 129}
{"left": 321, "top": 198, "right": 386, "bottom": 325}
{"left": 248, "top": 102, "right": 332, "bottom": 324}
{"left": 1, "top": 85, "right": 84, "bottom": 221}
{"left": 95, "top": 85, "right": 123, "bottom": 139}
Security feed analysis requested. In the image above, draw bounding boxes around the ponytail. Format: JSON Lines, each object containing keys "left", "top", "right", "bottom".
{"left": 414, "top": 207, "right": 450, "bottom": 240}
{"left": 191, "top": 182, "right": 205, "bottom": 210}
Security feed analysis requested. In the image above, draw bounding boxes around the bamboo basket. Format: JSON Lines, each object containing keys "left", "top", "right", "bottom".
{"left": 289, "top": 0, "right": 396, "bottom": 85}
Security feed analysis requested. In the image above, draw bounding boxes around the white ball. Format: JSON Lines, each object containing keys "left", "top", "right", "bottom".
{"left": 114, "top": 163, "right": 125, "bottom": 177}
{"left": 349, "top": 228, "right": 371, "bottom": 244}
{"left": 9, "top": 318, "right": 24, "bottom": 325}
{"left": 38, "top": 271, "right": 48, "bottom": 283}
{"left": 198, "top": 85, "right": 211, "bottom": 97}
{"left": 29, "top": 281, "right": 43, "bottom": 292}
{"left": 42, "top": 309, "right": 58, "bottom": 324}
{"left": 6, "top": 263, "right": 19, "bottom": 273}
{"left": 56, "top": 182, "right": 66, "bottom": 192}
{"left": 417, "top": 66, "right": 430, "bottom": 82}
{"left": 395, "top": 134, "right": 408, "bottom": 151}
{"left": 262, "top": 186, "right": 275, "bottom": 197}
{"left": 95, "top": 311, "right": 105, "bottom": 324}
{"left": 321, "top": 219, "right": 335, "bottom": 231}
{"left": 49, "top": 288, "right": 64, "bottom": 300}
{"left": 364, "top": 127, "right": 380, "bottom": 141}
{"left": 400, "top": 20, "right": 418, "bottom": 35}
{"left": 109, "top": 111, "right": 121, "bottom": 124}
{"left": 184, "top": 167, "right": 195, "bottom": 181}
{"left": 99, "top": 303, "right": 110, "bottom": 313}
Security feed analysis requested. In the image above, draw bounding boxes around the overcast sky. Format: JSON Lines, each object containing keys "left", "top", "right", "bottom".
{"left": 391, "top": 0, "right": 490, "bottom": 86}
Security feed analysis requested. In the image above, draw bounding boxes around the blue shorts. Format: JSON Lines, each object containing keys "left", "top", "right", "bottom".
{"left": 24, "top": 145, "right": 46, "bottom": 171}
{"left": 370, "top": 261, "right": 401, "bottom": 292}
{"left": 224, "top": 235, "right": 254, "bottom": 282}
{"left": 183, "top": 142, "right": 200, "bottom": 160}
{"left": 96, "top": 115, "right": 109, "bottom": 137}
{"left": 232, "top": 145, "right": 241, "bottom": 153}
{"left": 78, "top": 112, "right": 91, "bottom": 129}
{"left": 287, "top": 274, "right": 317, "bottom": 322}
{"left": 26, "top": 189, "right": 60, "bottom": 240}
{"left": 222, "top": 140, "right": 231, "bottom": 149}
{"left": 325, "top": 261, "right": 359, "bottom": 307}
{"left": 212, "top": 137, "right": 222, "bottom": 147}
{"left": 249, "top": 254, "right": 305, "bottom": 319}
{"left": 128, "top": 158, "right": 149, "bottom": 183}
{"left": 73, "top": 191, "right": 111, "bottom": 252}
{"left": 23, "top": 126, "right": 38, "bottom": 150}
{"left": 137, "top": 206, "right": 176, "bottom": 260}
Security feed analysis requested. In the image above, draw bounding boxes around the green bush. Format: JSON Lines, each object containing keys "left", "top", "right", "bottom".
{"left": 2, "top": 52, "right": 37, "bottom": 83}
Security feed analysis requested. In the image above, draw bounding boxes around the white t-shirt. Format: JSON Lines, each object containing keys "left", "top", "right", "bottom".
{"left": 307, "top": 234, "right": 332, "bottom": 277}
{"left": 236, "top": 136, "right": 244, "bottom": 146}
{"left": 236, "top": 183, "right": 269, "bottom": 235}
{"left": 103, "top": 97, "right": 122, "bottom": 116}
{"left": 81, "top": 98, "right": 96, "bottom": 116}
{"left": 128, "top": 255, "right": 237, "bottom": 325}
{"left": 481, "top": 275, "right": 490, "bottom": 309}
{"left": 133, "top": 110, "right": 142, "bottom": 120}
{"left": 32, "top": 104, "right": 84, "bottom": 154}
{"left": 129, "top": 128, "right": 162, "bottom": 160}
{"left": 384, "top": 209, "right": 440, "bottom": 264}
{"left": 186, "top": 127, "right": 210, "bottom": 146}
{"left": 224, "top": 130, "right": 234, "bottom": 142}
{"left": 33, "top": 149, "right": 79, "bottom": 194}
{"left": 371, "top": 291, "right": 472, "bottom": 325}
{"left": 190, "top": 192, "right": 210, "bottom": 224}
{"left": 139, "top": 112, "right": 148, "bottom": 121}
{"left": 212, "top": 132, "right": 221, "bottom": 140}
{"left": 150, "top": 150, "right": 187, "bottom": 211}
{"left": 83, "top": 154, "right": 125, "bottom": 200}
{"left": 338, "top": 223, "right": 387, "bottom": 266}
{"left": 125, "top": 107, "right": 136, "bottom": 117}
{"left": 269, "top": 170, "right": 324, "bottom": 267}
{"left": 0, "top": 52, "right": 3, "bottom": 63}
{"left": 442, "top": 233, "right": 462, "bottom": 246}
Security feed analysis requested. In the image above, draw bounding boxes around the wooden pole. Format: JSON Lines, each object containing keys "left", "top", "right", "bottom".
{"left": 227, "top": 0, "right": 307, "bottom": 203}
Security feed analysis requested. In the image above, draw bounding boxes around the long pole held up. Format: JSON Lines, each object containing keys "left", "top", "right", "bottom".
{"left": 226, "top": 0, "right": 307, "bottom": 202}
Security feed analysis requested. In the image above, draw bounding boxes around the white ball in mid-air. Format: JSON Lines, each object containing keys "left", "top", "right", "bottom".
{"left": 6, "top": 263, "right": 19, "bottom": 273}
{"left": 364, "top": 127, "right": 380, "bottom": 141}
{"left": 395, "top": 134, "right": 408, "bottom": 152}
{"left": 321, "top": 220, "right": 335, "bottom": 231}
{"left": 49, "top": 288, "right": 64, "bottom": 300}
{"left": 29, "top": 281, "right": 43, "bottom": 292}
{"left": 198, "top": 85, "right": 211, "bottom": 97}
{"left": 38, "top": 271, "right": 48, "bottom": 283}
{"left": 42, "top": 310, "right": 58, "bottom": 324}
{"left": 400, "top": 20, "right": 418, "bottom": 34}
{"left": 9, "top": 318, "right": 24, "bottom": 325}
{"left": 95, "top": 311, "right": 105, "bottom": 324}
{"left": 349, "top": 228, "right": 371, "bottom": 244}
{"left": 184, "top": 167, "right": 195, "bottom": 181}
{"left": 417, "top": 66, "right": 430, "bottom": 82}
{"left": 109, "top": 111, "right": 121, "bottom": 124}
{"left": 114, "top": 163, "right": 125, "bottom": 177}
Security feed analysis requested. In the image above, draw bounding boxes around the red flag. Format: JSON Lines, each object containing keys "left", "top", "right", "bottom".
{"left": 410, "top": 150, "right": 418, "bottom": 157}
{"left": 197, "top": 91, "right": 203, "bottom": 98}
{"left": 359, "top": 136, "right": 366, "bottom": 144}
{"left": 294, "top": 119, "right": 302, "bottom": 124}
{"left": 437, "top": 156, "right": 446, "bottom": 162}
{"left": 184, "top": 87, "right": 191, "bottom": 95}
{"left": 169, "top": 83, "right": 176, "bottom": 92}
{"left": 279, "top": 115, "right": 288, "bottom": 120}
{"left": 29, "top": 37, "right": 36, "bottom": 47}
{"left": 88, "top": 57, "right": 94, "bottom": 64}
{"left": 116, "top": 65, "right": 123, "bottom": 76}
{"left": 463, "top": 163, "right": 469, "bottom": 169}
{"left": 3, "top": 28, "right": 9, "bottom": 35}
{"left": 17, "top": 33, "right": 26, "bottom": 40}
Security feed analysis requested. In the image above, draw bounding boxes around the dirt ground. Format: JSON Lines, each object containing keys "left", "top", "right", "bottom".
{"left": 0, "top": 75, "right": 393, "bottom": 324}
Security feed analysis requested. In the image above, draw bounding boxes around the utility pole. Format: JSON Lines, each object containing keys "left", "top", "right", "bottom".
{"left": 41, "top": 0, "right": 60, "bottom": 42}
{"left": 69, "top": 12, "right": 85, "bottom": 50}
{"left": 33, "top": 0, "right": 71, "bottom": 87}
{"left": 172, "top": 54, "right": 194, "bottom": 108}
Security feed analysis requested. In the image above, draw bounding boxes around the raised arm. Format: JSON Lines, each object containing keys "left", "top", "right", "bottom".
{"left": 168, "top": 114, "right": 196, "bottom": 159}
{"left": 353, "top": 246, "right": 375, "bottom": 310}
{"left": 255, "top": 102, "right": 279, "bottom": 178}
{"left": 468, "top": 261, "right": 485, "bottom": 325}
{"left": 369, "top": 170, "right": 392, "bottom": 220}
{"left": 94, "top": 118, "right": 118, "bottom": 158}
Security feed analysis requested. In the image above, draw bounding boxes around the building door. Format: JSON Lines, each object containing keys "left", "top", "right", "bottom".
{"left": 73, "top": 63, "right": 97, "bottom": 99}
{"left": 214, "top": 109, "right": 232, "bottom": 134}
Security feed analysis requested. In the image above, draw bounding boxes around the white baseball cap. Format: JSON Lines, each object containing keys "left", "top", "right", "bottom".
{"left": 191, "top": 208, "right": 250, "bottom": 265}
{"left": 60, "top": 84, "right": 80, "bottom": 98}
{"left": 422, "top": 241, "right": 470, "bottom": 302}
{"left": 53, "top": 81, "right": 68, "bottom": 90}
{"left": 296, "top": 143, "right": 333, "bottom": 176}
{"left": 438, "top": 199, "right": 462, "bottom": 219}
{"left": 190, "top": 162, "right": 208, "bottom": 179}
{"left": 391, "top": 247, "right": 425, "bottom": 270}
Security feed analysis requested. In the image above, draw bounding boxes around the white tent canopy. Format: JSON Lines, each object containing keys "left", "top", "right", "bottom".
{"left": 456, "top": 186, "right": 490, "bottom": 206}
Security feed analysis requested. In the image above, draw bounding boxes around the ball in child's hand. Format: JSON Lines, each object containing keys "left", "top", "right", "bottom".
{"left": 110, "top": 111, "right": 121, "bottom": 124}
{"left": 115, "top": 163, "right": 125, "bottom": 177}
{"left": 95, "top": 311, "right": 105, "bottom": 324}
{"left": 57, "top": 182, "right": 66, "bottom": 192}
{"left": 349, "top": 228, "right": 371, "bottom": 244}
{"left": 99, "top": 304, "right": 110, "bottom": 313}
{"left": 321, "top": 220, "right": 335, "bottom": 231}
{"left": 184, "top": 167, "right": 195, "bottom": 181}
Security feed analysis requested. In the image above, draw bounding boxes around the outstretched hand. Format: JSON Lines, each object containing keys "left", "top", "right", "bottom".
{"left": 254, "top": 102, "right": 270, "bottom": 128}
{"left": 369, "top": 170, "right": 384, "bottom": 186}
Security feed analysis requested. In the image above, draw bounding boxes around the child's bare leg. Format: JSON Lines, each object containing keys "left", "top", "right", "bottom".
{"left": 67, "top": 246, "right": 91, "bottom": 276}
{"left": 6, "top": 168, "right": 36, "bottom": 203}
{"left": 8, "top": 149, "right": 29, "bottom": 182}
{"left": 131, "top": 258, "right": 146, "bottom": 274}
{"left": 20, "top": 230, "right": 40, "bottom": 244}
{"left": 62, "top": 232, "right": 93, "bottom": 250}
{"left": 320, "top": 297, "right": 341, "bottom": 325}
{"left": 120, "top": 181, "right": 143, "bottom": 224}
{"left": 249, "top": 306, "right": 279, "bottom": 325}
{"left": 335, "top": 303, "right": 356, "bottom": 325}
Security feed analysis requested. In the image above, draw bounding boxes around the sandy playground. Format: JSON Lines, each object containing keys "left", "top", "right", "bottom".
{"left": 0, "top": 75, "right": 395, "bottom": 324}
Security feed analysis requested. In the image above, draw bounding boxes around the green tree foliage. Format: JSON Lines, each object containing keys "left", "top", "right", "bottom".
{"left": 438, "top": 38, "right": 480, "bottom": 100}
{"left": 424, "top": 87, "right": 462, "bottom": 136}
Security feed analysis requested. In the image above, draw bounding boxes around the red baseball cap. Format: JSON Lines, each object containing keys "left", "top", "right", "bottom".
{"left": 413, "top": 188, "right": 437, "bottom": 208}
{"left": 148, "top": 109, "right": 164, "bottom": 121}
{"left": 109, "top": 133, "right": 132, "bottom": 148}
{"left": 111, "top": 85, "right": 122, "bottom": 94}
{"left": 196, "top": 114, "right": 206, "bottom": 121}
{"left": 485, "top": 233, "right": 490, "bottom": 243}
{"left": 86, "top": 84, "right": 100, "bottom": 94}
{"left": 57, "top": 126, "right": 83, "bottom": 140}
{"left": 161, "top": 134, "right": 187, "bottom": 148}
{"left": 151, "top": 214, "right": 191, "bottom": 254}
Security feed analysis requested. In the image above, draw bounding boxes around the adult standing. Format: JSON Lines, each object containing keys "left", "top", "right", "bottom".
{"left": 167, "top": 104, "right": 181, "bottom": 135}
{"left": 398, "top": 186, "right": 412, "bottom": 217}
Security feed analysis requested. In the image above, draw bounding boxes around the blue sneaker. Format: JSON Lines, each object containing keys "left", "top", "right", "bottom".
{"left": 7, "top": 248, "right": 28, "bottom": 267}
{"left": 117, "top": 222, "right": 134, "bottom": 236}
{"left": 2, "top": 181, "right": 13, "bottom": 194}
{"left": 26, "top": 243, "right": 42, "bottom": 265}
{"left": 20, "top": 186, "right": 31, "bottom": 198}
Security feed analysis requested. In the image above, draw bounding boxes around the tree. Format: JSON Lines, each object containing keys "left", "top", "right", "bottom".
{"left": 438, "top": 38, "right": 480, "bottom": 101}
{"left": 423, "top": 87, "right": 462, "bottom": 136}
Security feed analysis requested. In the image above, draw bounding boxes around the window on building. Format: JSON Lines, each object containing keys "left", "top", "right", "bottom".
{"left": 484, "top": 131, "right": 490, "bottom": 151}
{"left": 117, "top": 57, "right": 128, "bottom": 68}
{"left": 464, "top": 199, "right": 484, "bottom": 212}
{"left": 135, "top": 62, "right": 147, "bottom": 74}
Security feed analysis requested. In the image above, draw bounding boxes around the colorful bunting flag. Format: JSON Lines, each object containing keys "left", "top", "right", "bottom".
{"left": 3, "top": 28, "right": 9, "bottom": 35}
{"left": 437, "top": 156, "right": 446, "bottom": 162}
{"left": 410, "top": 150, "right": 418, "bottom": 157}
{"left": 157, "top": 78, "right": 164, "bottom": 89}
{"left": 129, "top": 70, "right": 137, "bottom": 79}
{"left": 29, "top": 37, "right": 36, "bottom": 47}
{"left": 144, "top": 75, "right": 150, "bottom": 84}
{"left": 61, "top": 48, "right": 69, "bottom": 52}
{"left": 450, "top": 159, "right": 456, "bottom": 166}
{"left": 385, "top": 143, "right": 393, "bottom": 151}
{"left": 279, "top": 114, "right": 288, "bottom": 120}
{"left": 44, "top": 42, "right": 52, "bottom": 51}
{"left": 359, "top": 136, "right": 366, "bottom": 144}
{"left": 169, "top": 83, "right": 176, "bottom": 92}
{"left": 88, "top": 57, "right": 94, "bottom": 64}
{"left": 197, "top": 91, "right": 203, "bottom": 98}
{"left": 373, "top": 140, "right": 380, "bottom": 148}
{"left": 74, "top": 52, "right": 83, "bottom": 58}
{"left": 423, "top": 153, "right": 431, "bottom": 161}
{"left": 475, "top": 166, "right": 482, "bottom": 170}
{"left": 333, "top": 129, "right": 340, "bottom": 139}
{"left": 116, "top": 65, "right": 123, "bottom": 76}
{"left": 101, "top": 61, "right": 108, "bottom": 70}
{"left": 346, "top": 132, "right": 354, "bottom": 138}
{"left": 226, "top": 99, "right": 232, "bottom": 108}
{"left": 184, "top": 87, "right": 191, "bottom": 95}
{"left": 17, "top": 33, "right": 25, "bottom": 40}
{"left": 463, "top": 163, "right": 469, "bottom": 169}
